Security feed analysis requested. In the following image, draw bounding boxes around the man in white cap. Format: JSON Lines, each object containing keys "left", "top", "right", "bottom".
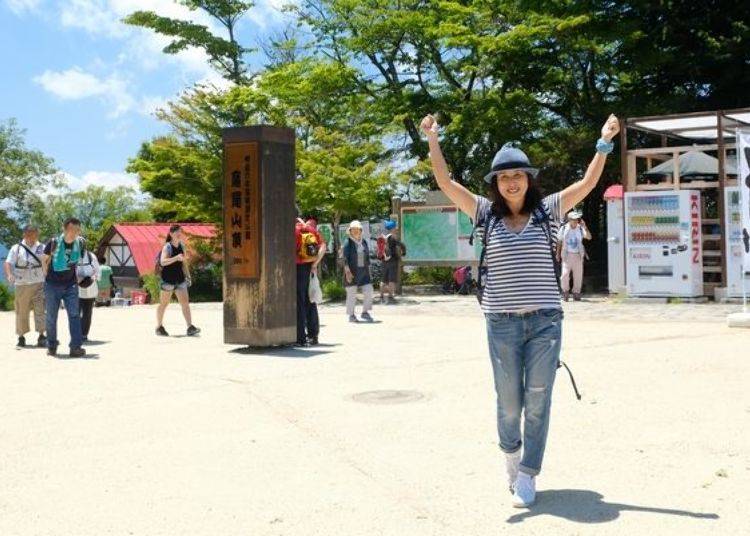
{"left": 4, "top": 225, "right": 47, "bottom": 347}
{"left": 556, "top": 210, "right": 591, "bottom": 301}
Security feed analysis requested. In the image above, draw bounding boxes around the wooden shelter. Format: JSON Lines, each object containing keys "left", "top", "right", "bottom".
{"left": 620, "top": 108, "right": 750, "bottom": 295}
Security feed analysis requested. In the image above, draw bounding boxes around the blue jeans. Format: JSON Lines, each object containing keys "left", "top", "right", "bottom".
{"left": 485, "top": 309, "right": 563, "bottom": 476}
{"left": 45, "top": 282, "right": 83, "bottom": 350}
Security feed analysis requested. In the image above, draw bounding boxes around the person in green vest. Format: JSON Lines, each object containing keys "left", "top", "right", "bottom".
{"left": 96, "top": 255, "right": 115, "bottom": 305}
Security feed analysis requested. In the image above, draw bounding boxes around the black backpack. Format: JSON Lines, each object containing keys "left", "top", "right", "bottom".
{"left": 154, "top": 243, "right": 172, "bottom": 276}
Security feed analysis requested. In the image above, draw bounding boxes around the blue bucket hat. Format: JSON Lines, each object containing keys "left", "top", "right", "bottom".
{"left": 384, "top": 220, "right": 397, "bottom": 231}
{"left": 483, "top": 143, "right": 539, "bottom": 183}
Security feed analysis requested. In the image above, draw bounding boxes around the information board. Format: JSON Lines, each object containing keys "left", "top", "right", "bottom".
{"left": 401, "top": 206, "right": 480, "bottom": 262}
{"left": 224, "top": 142, "right": 261, "bottom": 279}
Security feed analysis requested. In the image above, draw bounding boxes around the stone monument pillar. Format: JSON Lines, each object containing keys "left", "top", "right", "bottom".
{"left": 222, "top": 126, "right": 296, "bottom": 346}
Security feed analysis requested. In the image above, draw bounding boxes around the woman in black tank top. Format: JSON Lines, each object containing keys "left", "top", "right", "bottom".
{"left": 155, "top": 225, "right": 200, "bottom": 337}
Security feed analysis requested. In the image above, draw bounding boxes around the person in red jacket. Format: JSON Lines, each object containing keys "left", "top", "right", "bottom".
{"left": 295, "top": 217, "right": 326, "bottom": 346}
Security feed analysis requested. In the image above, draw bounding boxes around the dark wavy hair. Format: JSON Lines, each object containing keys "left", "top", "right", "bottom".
{"left": 487, "top": 174, "right": 544, "bottom": 218}
{"left": 166, "top": 224, "right": 182, "bottom": 243}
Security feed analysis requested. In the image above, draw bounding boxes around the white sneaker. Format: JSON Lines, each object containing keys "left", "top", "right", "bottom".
{"left": 511, "top": 472, "right": 536, "bottom": 508}
{"left": 504, "top": 451, "right": 522, "bottom": 493}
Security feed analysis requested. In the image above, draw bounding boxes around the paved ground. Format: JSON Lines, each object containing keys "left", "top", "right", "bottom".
{"left": 1, "top": 295, "right": 748, "bottom": 536}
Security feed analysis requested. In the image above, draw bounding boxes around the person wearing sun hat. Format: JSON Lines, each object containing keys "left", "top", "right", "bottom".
{"left": 556, "top": 209, "right": 592, "bottom": 301}
{"left": 342, "top": 219, "right": 375, "bottom": 322}
{"left": 420, "top": 111, "right": 620, "bottom": 508}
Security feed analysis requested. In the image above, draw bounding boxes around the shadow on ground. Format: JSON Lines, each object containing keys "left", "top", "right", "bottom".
{"left": 56, "top": 353, "right": 100, "bottom": 360}
{"left": 506, "top": 490, "right": 719, "bottom": 524}
{"left": 229, "top": 344, "right": 338, "bottom": 359}
{"left": 82, "top": 340, "right": 109, "bottom": 346}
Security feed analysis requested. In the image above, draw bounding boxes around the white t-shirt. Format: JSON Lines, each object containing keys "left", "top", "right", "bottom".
{"left": 77, "top": 251, "right": 101, "bottom": 299}
{"left": 559, "top": 224, "right": 584, "bottom": 254}
{"left": 5, "top": 240, "right": 45, "bottom": 285}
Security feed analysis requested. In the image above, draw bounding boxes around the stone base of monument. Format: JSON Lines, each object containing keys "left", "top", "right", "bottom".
{"left": 727, "top": 311, "right": 750, "bottom": 328}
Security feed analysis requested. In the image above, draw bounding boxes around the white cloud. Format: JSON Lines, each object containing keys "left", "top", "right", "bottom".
{"left": 34, "top": 67, "right": 137, "bottom": 118}
{"left": 4, "top": 0, "right": 42, "bottom": 14}
{"left": 79, "top": 170, "right": 140, "bottom": 189}
{"left": 53, "top": 170, "right": 139, "bottom": 191}
{"left": 59, "top": 0, "right": 223, "bottom": 79}
{"left": 245, "top": 0, "right": 291, "bottom": 29}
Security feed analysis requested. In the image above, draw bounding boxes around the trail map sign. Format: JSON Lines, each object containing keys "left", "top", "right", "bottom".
{"left": 400, "top": 206, "right": 480, "bottom": 262}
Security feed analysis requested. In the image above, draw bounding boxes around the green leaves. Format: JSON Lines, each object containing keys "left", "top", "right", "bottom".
{"left": 0, "top": 118, "right": 57, "bottom": 245}
{"left": 124, "top": 1, "right": 255, "bottom": 84}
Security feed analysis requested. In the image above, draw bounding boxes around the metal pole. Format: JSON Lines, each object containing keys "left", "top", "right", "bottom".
{"left": 717, "top": 112, "right": 728, "bottom": 290}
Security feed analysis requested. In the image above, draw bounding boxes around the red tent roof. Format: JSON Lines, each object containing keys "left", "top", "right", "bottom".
{"left": 603, "top": 184, "right": 624, "bottom": 200}
{"left": 110, "top": 223, "right": 217, "bottom": 275}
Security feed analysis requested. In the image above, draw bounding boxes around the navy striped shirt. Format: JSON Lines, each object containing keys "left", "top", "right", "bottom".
{"left": 475, "top": 193, "right": 563, "bottom": 313}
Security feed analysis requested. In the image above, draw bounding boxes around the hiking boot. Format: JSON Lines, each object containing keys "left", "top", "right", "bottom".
{"left": 573, "top": 293, "right": 581, "bottom": 301}
{"left": 47, "top": 346, "right": 58, "bottom": 357}
{"left": 37, "top": 334, "right": 47, "bottom": 347}
{"left": 187, "top": 325, "right": 201, "bottom": 336}
{"left": 69, "top": 347, "right": 86, "bottom": 358}
{"left": 562, "top": 292, "right": 570, "bottom": 302}
{"left": 349, "top": 315, "right": 359, "bottom": 323}
{"left": 294, "top": 339, "right": 309, "bottom": 347}
{"left": 82, "top": 336, "right": 89, "bottom": 343}
{"left": 308, "top": 336, "right": 319, "bottom": 346}
{"left": 511, "top": 472, "right": 536, "bottom": 508}
{"left": 17, "top": 336, "right": 26, "bottom": 348}
{"left": 505, "top": 450, "right": 522, "bottom": 495}
{"left": 155, "top": 326, "right": 169, "bottom": 337}
{"left": 360, "top": 312, "right": 375, "bottom": 323}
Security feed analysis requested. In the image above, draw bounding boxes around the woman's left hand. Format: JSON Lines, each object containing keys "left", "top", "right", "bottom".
{"left": 601, "top": 114, "right": 620, "bottom": 142}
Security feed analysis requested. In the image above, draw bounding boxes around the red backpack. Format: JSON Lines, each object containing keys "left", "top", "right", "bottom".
{"left": 376, "top": 235, "right": 387, "bottom": 260}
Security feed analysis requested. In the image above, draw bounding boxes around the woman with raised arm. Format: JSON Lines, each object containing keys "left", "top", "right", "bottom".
{"left": 421, "top": 113, "right": 620, "bottom": 508}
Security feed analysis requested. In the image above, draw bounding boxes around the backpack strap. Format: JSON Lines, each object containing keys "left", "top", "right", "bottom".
{"left": 16, "top": 242, "right": 42, "bottom": 268}
{"left": 532, "top": 204, "right": 563, "bottom": 296}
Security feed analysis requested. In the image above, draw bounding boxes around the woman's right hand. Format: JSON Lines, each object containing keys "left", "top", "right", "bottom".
{"left": 344, "top": 267, "right": 353, "bottom": 283}
{"left": 420, "top": 114, "right": 439, "bottom": 138}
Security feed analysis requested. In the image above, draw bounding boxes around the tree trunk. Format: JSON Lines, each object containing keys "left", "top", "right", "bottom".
{"left": 333, "top": 212, "right": 342, "bottom": 277}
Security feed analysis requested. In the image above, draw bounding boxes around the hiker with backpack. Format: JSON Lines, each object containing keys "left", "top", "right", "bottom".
{"left": 155, "top": 225, "right": 200, "bottom": 337}
{"left": 4, "top": 225, "right": 47, "bottom": 348}
{"left": 556, "top": 210, "right": 592, "bottom": 301}
{"left": 343, "top": 220, "right": 375, "bottom": 323}
{"left": 378, "top": 220, "right": 406, "bottom": 304}
{"left": 76, "top": 248, "right": 100, "bottom": 342}
{"left": 41, "top": 218, "right": 86, "bottom": 357}
{"left": 421, "top": 112, "right": 619, "bottom": 508}
{"left": 295, "top": 217, "right": 326, "bottom": 346}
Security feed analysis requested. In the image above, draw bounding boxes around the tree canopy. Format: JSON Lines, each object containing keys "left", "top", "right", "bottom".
{"left": 0, "top": 119, "right": 57, "bottom": 245}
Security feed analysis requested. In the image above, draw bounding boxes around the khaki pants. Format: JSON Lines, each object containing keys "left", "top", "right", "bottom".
{"left": 560, "top": 252, "right": 584, "bottom": 294}
{"left": 14, "top": 282, "right": 45, "bottom": 336}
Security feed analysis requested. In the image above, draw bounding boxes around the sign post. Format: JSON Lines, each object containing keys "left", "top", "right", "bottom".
{"left": 222, "top": 126, "right": 297, "bottom": 346}
{"left": 728, "top": 129, "right": 750, "bottom": 327}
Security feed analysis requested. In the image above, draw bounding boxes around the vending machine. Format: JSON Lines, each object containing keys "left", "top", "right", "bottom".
{"left": 604, "top": 185, "right": 625, "bottom": 293}
{"left": 624, "top": 190, "right": 703, "bottom": 297}
{"left": 724, "top": 186, "right": 750, "bottom": 297}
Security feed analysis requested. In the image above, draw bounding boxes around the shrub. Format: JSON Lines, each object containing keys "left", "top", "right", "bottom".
{"left": 322, "top": 278, "right": 346, "bottom": 302}
{"left": 190, "top": 263, "right": 223, "bottom": 302}
{"left": 402, "top": 266, "right": 454, "bottom": 286}
{"left": 142, "top": 273, "right": 161, "bottom": 304}
{"left": 0, "top": 282, "right": 14, "bottom": 311}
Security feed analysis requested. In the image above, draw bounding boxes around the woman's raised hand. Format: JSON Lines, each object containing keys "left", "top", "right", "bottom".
{"left": 420, "top": 114, "right": 439, "bottom": 138}
{"left": 601, "top": 114, "right": 620, "bottom": 142}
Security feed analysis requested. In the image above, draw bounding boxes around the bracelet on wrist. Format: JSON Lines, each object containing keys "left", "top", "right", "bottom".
{"left": 596, "top": 138, "right": 614, "bottom": 154}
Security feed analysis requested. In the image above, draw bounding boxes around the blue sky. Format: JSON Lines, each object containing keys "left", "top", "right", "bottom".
{"left": 0, "top": 0, "right": 291, "bottom": 190}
